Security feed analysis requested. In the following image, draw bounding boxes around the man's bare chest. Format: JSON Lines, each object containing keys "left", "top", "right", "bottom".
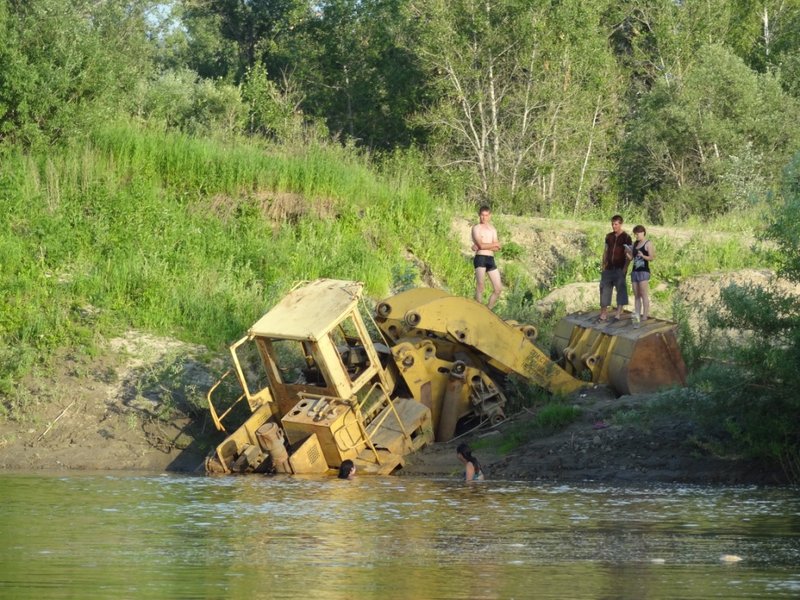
{"left": 475, "top": 225, "right": 494, "bottom": 241}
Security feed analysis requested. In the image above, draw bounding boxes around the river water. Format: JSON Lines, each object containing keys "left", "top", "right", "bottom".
{"left": 1, "top": 472, "right": 798, "bottom": 599}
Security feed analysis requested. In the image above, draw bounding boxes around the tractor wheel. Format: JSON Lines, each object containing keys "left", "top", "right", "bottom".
{"left": 490, "top": 413, "right": 505, "bottom": 427}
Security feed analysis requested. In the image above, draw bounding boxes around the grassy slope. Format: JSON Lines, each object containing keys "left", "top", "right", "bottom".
{"left": 0, "top": 123, "right": 474, "bottom": 393}
{"left": 0, "top": 123, "right": 769, "bottom": 398}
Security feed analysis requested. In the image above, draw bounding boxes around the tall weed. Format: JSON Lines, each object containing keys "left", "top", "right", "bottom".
{"left": 0, "top": 121, "right": 471, "bottom": 387}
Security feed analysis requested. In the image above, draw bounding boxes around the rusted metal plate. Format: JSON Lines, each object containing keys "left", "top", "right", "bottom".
{"left": 552, "top": 310, "right": 687, "bottom": 395}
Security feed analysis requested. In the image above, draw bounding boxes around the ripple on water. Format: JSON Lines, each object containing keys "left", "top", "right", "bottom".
{"left": 1, "top": 474, "right": 799, "bottom": 599}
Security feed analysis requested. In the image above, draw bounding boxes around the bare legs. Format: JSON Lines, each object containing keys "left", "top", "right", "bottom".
{"left": 486, "top": 268, "right": 502, "bottom": 309}
{"left": 632, "top": 280, "right": 650, "bottom": 320}
{"left": 475, "top": 268, "right": 502, "bottom": 309}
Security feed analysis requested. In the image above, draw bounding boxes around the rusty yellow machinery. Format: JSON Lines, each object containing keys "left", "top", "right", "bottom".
{"left": 204, "top": 279, "right": 687, "bottom": 476}
{"left": 551, "top": 312, "right": 687, "bottom": 395}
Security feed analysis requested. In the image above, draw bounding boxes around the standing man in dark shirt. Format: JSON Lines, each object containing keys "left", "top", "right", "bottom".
{"left": 599, "top": 214, "right": 632, "bottom": 322}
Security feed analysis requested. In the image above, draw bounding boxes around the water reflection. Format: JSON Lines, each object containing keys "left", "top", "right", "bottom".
{"left": 1, "top": 473, "right": 799, "bottom": 599}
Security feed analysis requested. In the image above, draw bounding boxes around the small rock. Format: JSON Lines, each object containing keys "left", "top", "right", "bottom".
{"left": 720, "top": 554, "right": 743, "bottom": 563}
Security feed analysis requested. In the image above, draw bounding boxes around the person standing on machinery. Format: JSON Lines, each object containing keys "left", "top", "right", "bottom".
{"left": 599, "top": 214, "right": 632, "bottom": 322}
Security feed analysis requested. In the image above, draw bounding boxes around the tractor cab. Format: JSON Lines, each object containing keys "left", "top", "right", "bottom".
{"left": 206, "top": 280, "right": 431, "bottom": 475}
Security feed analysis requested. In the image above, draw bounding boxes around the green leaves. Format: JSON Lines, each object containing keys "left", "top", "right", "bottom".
{"left": 621, "top": 43, "right": 800, "bottom": 220}
{"left": 692, "top": 150, "right": 800, "bottom": 480}
{"left": 0, "top": 0, "right": 155, "bottom": 146}
{"left": 766, "top": 153, "right": 800, "bottom": 283}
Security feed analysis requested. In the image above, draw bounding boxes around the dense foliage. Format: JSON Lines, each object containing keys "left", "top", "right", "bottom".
{"left": 690, "top": 153, "right": 800, "bottom": 480}
{"left": 0, "top": 0, "right": 154, "bottom": 145}
{"left": 3, "top": 0, "right": 800, "bottom": 217}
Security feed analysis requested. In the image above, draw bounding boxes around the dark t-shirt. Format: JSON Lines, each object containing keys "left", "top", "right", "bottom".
{"left": 632, "top": 241, "right": 651, "bottom": 273}
{"left": 604, "top": 231, "right": 632, "bottom": 270}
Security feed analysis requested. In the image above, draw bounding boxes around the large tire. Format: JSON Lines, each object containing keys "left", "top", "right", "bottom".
{"left": 204, "top": 454, "right": 227, "bottom": 474}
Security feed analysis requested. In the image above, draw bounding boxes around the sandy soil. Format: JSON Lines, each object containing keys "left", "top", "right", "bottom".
{"left": 0, "top": 333, "right": 212, "bottom": 473}
{"left": 1, "top": 217, "right": 796, "bottom": 483}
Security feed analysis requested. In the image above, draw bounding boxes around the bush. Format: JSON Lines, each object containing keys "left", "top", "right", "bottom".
{"left": 691, "top": 151, "right": 800, "bottom": 481}
{"left": 0, "top": 0, "right": 153, "bottom": 146}
{"left": 136, "top": 69, "right": 245, "bottom": 136}
{"left": 241, "top": 64, "right": 308, "bottom": 142}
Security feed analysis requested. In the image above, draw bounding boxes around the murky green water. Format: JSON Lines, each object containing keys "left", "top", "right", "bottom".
{"left": 1, "top": 472, "right": 798, "bottom": 599}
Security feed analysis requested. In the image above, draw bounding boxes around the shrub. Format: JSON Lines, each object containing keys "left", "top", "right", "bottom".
{"left": 136, "top": 69, "right": 245, "bottom": 136}
{"left": 691, "top": 151, "right": 800, "bottom": 481}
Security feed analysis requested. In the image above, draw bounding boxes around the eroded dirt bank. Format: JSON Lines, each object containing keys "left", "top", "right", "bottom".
{"left": 2, "top": 216, "right": 797, "bottom": 483}
{"left": 398, "top": 389, "right": 784, "bottom": 485}
{"left": 0, "top": 333, "right": 212, "bottom": 473}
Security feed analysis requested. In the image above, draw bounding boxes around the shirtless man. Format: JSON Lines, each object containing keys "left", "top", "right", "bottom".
{"left": 471, "top": 205, "right": 502, "bottom": 309}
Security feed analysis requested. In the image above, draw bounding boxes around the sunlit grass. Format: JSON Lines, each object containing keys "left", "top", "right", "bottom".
{"left": 0, "top": 122, "right": 472, "bottom": 388}
{"left": 0, "top": 119, "right": 774, "bottom": 394}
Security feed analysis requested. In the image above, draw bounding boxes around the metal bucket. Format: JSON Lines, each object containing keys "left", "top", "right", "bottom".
{"left": 551, "top": 311, "right": 687, "bottom": 395}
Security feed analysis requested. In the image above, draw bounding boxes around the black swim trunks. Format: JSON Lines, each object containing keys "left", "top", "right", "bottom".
{"left": 473, "top": 254, "right": 498, "bottom": 271}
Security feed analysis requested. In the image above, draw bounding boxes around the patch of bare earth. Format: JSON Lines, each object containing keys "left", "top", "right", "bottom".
{"left": 2, "top": 217, "right": 797, "bottom": 481}
{"left": 674, "top": 268, "right": 800, "bottom": 332}
{"left": 400, "top": 389, "right": 784, "bottom": 485}
{"left": 0, "top": 331, "right": 217, "bottom": 472}
{"left": 454, "top": 215, "right": 587, "bottom": 289}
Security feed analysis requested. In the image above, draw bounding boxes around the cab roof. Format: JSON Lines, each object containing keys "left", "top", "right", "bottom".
{"left": 249, "top": 279, "right": 364, "bottom": 341}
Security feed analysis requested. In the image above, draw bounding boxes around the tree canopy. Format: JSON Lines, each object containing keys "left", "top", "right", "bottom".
{"left": 3, "top": 0, "right": 800, "bottom": 218}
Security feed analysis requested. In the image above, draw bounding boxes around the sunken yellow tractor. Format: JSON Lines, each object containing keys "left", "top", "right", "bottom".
{"left": 205, "top": 279, "right": 686, "bottom": 476}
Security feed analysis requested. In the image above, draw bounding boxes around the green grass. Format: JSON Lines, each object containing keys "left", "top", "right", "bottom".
{"left": 654, "top": 235, "right": 762, "bottom": 285}
{"left": 0, "top": 118, "right": 770, "bottom": 400}
{"left": 0, "top": 121, "right": 474, "bottom": 390}
{"left": 475, "top": 401, "right": 582, "bottom": 454}
{"left": 534, "top": 402, "right": 582, "bottom": 429}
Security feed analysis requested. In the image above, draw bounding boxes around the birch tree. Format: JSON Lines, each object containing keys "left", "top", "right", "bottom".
{"left": 408, "top": 0, "right": 622, "bottom": 213}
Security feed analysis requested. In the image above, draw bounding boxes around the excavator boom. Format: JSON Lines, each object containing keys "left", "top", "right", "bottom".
{"left": 376, "top": 289, "right": 585, "bottom": 394}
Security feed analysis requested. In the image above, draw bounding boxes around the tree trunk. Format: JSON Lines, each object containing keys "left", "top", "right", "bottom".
{"left": 574, "top": 96, "right": 602, "bottom": 215}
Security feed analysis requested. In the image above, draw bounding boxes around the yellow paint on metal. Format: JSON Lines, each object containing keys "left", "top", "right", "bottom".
{"left": 288, "top": 434, "right": 329, "bottom": 474}
{"left": 375, "top": 287, "right": 451, "bottom": 341}
{"left": 551, "top": 310, "right": 687, "bottom": 394}
{"left": 250, "top": 279, "right": 363, "bottom": 341}
{"left": 205, "top": 279, "right": 689, "bottom": 476}
{"left": 207, "top": 403, "right": 276, "bottom": 473}
{"left": 378, "top": 294, "right": 586, "bottom": 395}
{"left": 281, "top": 395, "right": 364, "bottom": 466}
